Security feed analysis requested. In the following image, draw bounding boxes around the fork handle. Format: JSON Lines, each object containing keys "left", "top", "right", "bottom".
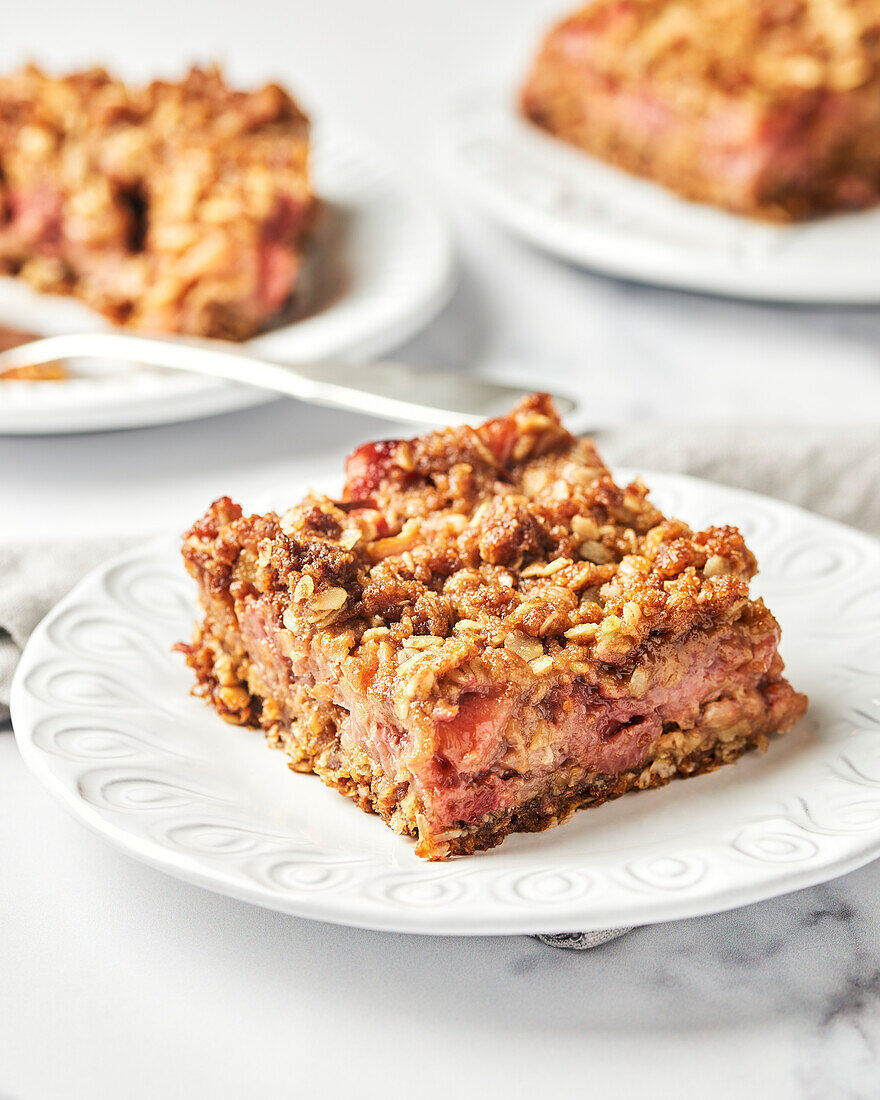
{"left": 0, "top": 331, "right": 576, "bottom": 427}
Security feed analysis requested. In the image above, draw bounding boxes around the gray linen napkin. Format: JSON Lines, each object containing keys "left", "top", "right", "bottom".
{"left": 598, "top": 422, "right": 880, "bottom": 538}
{"left": 2, "top": 423, "right": 878, "bottom": 948}
{"left": 0, "top": 538, "right": 132, "bottom": 726}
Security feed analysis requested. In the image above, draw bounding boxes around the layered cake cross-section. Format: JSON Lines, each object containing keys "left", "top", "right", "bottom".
{"left": 0, "top": 65, "right": 315, "bottom": 338}
{"left": 521, "top": 0, "right": 880, "bottom": 221}
{"left": 179, "top": 396, "right": 807, "bottom": 859}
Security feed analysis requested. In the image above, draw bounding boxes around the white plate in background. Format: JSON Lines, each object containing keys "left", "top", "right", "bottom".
{"left": 445, "top": 88, "right": 880, "bottom": 304}
{"left": 0, "top": 126, "right": 455, "bottom": 434}
{"left": 12, "top": 471, "right": 880, "bottom": 934}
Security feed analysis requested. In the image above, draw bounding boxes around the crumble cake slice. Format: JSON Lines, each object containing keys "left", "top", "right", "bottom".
{"left": 521, "top": 0, "right": 880, "bottom": 221}
{"left": 0, "top": 65, "right": 315, "bottom": 339}
{"left": 179, "top": 395, "right": 807, "bottom": 859}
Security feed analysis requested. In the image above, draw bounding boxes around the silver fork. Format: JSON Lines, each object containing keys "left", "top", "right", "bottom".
{"left": 0, "top": 331, "right": 577, "bottom": 427}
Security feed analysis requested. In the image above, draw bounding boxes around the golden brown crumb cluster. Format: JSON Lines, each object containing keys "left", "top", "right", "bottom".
{"left": 553, "top": 0, "right": 880, "bottom": 100}
{"left": 185, "top": 395, "right": 763, "bottom": 703}
{"left": 0, "top": 65, "right": 314, "bottom": 338}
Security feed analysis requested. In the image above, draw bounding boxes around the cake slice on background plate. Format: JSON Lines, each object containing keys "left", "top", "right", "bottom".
{"left": 0, "top": 65, "right": 315, "bottom": 338}
{"left": 521, "top": 0, "right": 880, "bottom": 221}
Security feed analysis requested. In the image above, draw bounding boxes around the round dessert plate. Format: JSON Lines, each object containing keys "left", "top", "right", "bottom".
{"left": 444, "top": 88, "right": 880, "bottom": 304}
{"left": 11, "top": 471, "right": 880, "bottom": 935}
{"left": 0, "top": 125, "right": 455, "bottom": 434}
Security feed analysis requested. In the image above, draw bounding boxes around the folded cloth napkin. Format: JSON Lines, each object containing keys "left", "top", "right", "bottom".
{"left": 535, "top": 929, "right": 633, "bottom": 949}
{"left": 2, "top": 423, "right": 878, "bottom": 947}
{"left": 0, "top": 538, "right": 131, "bottom": 726}
{"left": 598, "top": 422, "right": 880, "bottom": 538}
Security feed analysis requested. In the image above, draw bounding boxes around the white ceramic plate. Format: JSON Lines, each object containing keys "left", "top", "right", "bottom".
{"left": 445, "top": 89, "right": 880, "bottom": 304}
{"left": 11, "top": 471, "right": 880, "bottom": 935}
{"left": 0, "top": 125, "right": 455, "bottom": 434}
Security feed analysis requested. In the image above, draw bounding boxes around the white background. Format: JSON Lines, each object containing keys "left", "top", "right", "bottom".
{"left": 2, "top": 2, "right": 880, "bottom": 1097}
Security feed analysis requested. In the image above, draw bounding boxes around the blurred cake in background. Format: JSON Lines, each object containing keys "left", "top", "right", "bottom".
{"left": 0, "top": 66, "right": 315, "bottom": 338}
{"left": 521, "top": 0, "right": 880, "bottom": 221}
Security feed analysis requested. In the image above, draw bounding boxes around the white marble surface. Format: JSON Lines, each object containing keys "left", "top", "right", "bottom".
{"left": 2, "top": 1, "right": 880, "bottom": 1096}
{"left": 2, "top": 733, "right": 880, "bottom": 1100}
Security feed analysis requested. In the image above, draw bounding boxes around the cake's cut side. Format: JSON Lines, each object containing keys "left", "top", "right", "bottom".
{"left": 0, "top": 66, "right": 315, "bottom": 339}
{"left": 179, "top": 395, "right": 807, "bottom": 859}
{"left": 520, "top": 0, "right": 880, "bottom": 221}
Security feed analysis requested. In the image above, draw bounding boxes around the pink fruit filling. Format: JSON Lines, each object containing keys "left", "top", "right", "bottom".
{"left": 256, "top": 196, "right": 310, "bottom": 313}
{"left": 0, "top": 185, "right": 63, "bottom": 254}
{"left": 414, "top": 626, "right": 778, "bottom": 828}
{"left": 235, "top": 593, "right": 779, "bottom": 833}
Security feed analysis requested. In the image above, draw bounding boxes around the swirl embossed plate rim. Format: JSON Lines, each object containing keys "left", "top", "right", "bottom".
{"left": 11, "top": 471, "right": 880, "bottom": 935}
{"left": 444, "top": 88, "right": 880, "bottom": 304}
